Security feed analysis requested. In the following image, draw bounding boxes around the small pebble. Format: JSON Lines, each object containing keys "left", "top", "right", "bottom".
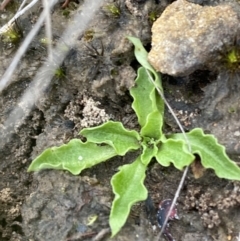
{"left": 148, "top": 0, "right": 240, "bottom": 76}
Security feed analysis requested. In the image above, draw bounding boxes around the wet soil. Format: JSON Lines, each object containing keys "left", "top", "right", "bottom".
{"left": 0, "top": 0, "right": 240, "bottom": 241}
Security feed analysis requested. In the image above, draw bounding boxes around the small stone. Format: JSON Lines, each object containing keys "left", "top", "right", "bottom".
{"left": 234, "top": 131, "right": 240, "bottom": 137}
{"left": 148, "top": 0, "right": 240, "bottom": 76}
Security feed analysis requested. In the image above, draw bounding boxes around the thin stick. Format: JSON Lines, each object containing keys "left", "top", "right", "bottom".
{"left": 0, "top": 0, "right": 58, "bottom": 92}
{"left": 0, "top": 0, "right": 39, "bottom": 34}
{"left": 156, "top": 166, "right": 189, "bottom": 241}
{"left": 146, "top": 70, "right": 191, "bottom": 151}
{"left": 0, "top": 5, "right": 49, "bottom": 91}
{"left": 17, "top": 0, "right": 29, "bottom": 12}
{"left": 1, "top": 0, "right": 104, "bottom": 145}
{"left": 42, "top": 0, "right": 53, "bottom": 61}
{"left": 146, "top": 70, "right": 191, "bottom": 241}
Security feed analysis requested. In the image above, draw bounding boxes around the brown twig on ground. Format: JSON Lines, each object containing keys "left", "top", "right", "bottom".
{"left": 62, "top": 0, "right": 71, "bottom": 8}
{"left": 0, "top": 0, "right": 11, "bottom": 10}
{"left": 93, "top": 228, "right": 111, "bottom": 241}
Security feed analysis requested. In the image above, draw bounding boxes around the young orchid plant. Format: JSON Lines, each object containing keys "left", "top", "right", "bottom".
{"left": 28, "top": 37, "right": 240, "bottom": 237}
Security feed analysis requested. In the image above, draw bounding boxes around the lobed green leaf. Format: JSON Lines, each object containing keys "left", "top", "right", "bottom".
{"left": 127, "top": 36, "right": 159, "bottom": 84}
{"left": 140, "top": 110, "right": 163, "bottom": 139}
{"left": 130, "top": 67, "right": 154, "bottom": 128}
{"left": 155, "top": 139, "right": 195, "bottom": 170}
{"left": 80, "top": 121, "right": 141, "bottom": 155}
{"left": 140, "top": 137, "right": 158, "bottom": 165}
{"left": 28, "top": 139, "right": 117, "bottom": 175}
{"left": 128, "top": 37, "right": 164, "bottom": 139}
{"left": 130, "top": 67, "right": 164, "bottom": 139}
{"left": 170, "top": 128, "right": 240, "bottom": 180}
{"left": 110, "top": 157, "right": 148, "bottom": 237}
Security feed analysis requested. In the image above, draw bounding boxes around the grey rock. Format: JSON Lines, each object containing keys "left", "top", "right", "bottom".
{"left": 148, "top": 0, "right": 240, "bottom": 76}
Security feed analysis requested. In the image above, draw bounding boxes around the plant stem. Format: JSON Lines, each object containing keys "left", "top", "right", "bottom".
{"left": 146, "top": 70, "right": 191, "bottom": 151}
{"left": 146, "top": 69, "right": 191, "bottom": 241}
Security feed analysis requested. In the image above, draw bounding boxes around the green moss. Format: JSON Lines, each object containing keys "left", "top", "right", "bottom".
{"left": 62, "top": 9, "right": 71, "bottom": 17}
{"left": 104, "top": 3, "right": 121, "bottom": 18}
{"left": 227, "top": 48, "right": 239, "bottom": 64}
{"left": 39, "top": 38, "right": 53, "bottom": 45}
{"left": 220, "top": 43, "right": 240, "bottom": 73}
{"left": 110, "top": 68, "right": 119, "bottom": 77}
{"left": 55, "top": 67, "right": 66, "bottom": 79}
{"left": 148, "top": 10, "right": 159, "bottom": 23}
{"left": 228, "top": 107, "right": 236, "bottom": 113}
{"left": 1, "top": 21, "right": 22, "bottom": 44}
{"left": 83, "top": 29, "right": 95, "bottom": 42}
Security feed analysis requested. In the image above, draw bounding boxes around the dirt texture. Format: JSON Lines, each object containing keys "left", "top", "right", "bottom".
{"left": 0, "top": 0, "right": 240, "bottom": 241}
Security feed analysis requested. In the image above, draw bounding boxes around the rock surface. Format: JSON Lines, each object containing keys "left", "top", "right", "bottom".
{"left": 148, "top": 0, "right": 240, "bottom": 76}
